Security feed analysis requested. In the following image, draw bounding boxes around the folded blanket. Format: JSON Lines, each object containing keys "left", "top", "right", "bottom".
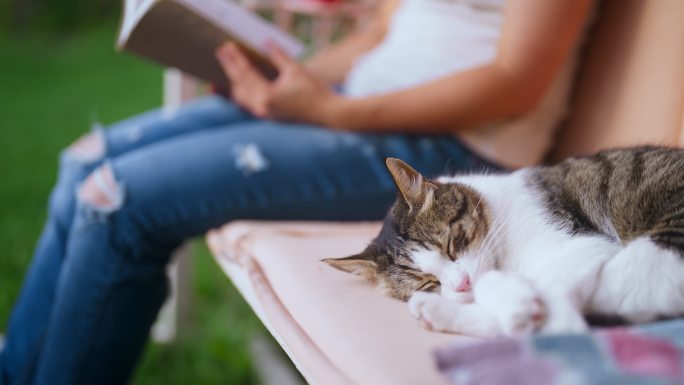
{"left": 435, "top": 319, "right": 684, "bottom": 385}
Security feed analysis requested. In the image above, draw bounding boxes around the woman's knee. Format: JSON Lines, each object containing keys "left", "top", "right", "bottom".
{"left": 76, "top": 164, "right": 183, "bottom": 264}
{"left": 64, "top": 130, "right": 106, "bottom": 164}
{"left": 49, "top": 131, "right": 108, "bottom": 229}
{"left": 77, "top": 163, "right": 124, "bottom": 212}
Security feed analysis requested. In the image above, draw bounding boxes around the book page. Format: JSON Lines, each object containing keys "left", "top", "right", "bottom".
{"left": 176, "top": 0, "right": 305, "bottom": 58}
{"left": 118, "top": 0, "right": 159, "bottom": 46}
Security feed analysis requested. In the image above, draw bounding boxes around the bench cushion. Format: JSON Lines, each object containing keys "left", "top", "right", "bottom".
{"left": 207, "top": 221, "right": 474, "bottom": 385}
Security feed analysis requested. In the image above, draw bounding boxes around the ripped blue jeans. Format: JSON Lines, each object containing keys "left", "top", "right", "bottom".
{"left": 0, "top": 96, "right": 503, "bottom": 385}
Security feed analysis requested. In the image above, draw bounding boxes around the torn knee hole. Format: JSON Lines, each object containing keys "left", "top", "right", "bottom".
{"left": 67, "top": 131, "right": 105, "bottom": 162}
{"left": 78, "top": 164, "right": 123, "bottom": 210}
{"left": 233, "top": 143, "right": 270, "bottom": 175}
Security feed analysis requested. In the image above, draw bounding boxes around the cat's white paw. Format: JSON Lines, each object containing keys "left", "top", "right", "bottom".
{"left": 483, "top": 283, "right": 545, "bottom": 336}
{"left": 498, "top": 295, "right": 546, "bottom": 336}
{"left": 475, "top": 272, "right": 546, "bottom": 336}
{"left": 408, "top": 292, "right": 457, "bottom": 332}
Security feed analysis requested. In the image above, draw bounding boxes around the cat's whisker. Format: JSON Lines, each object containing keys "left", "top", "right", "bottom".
{"left": 473, "top": 196, "right": 483, "bottom": 214}
{"left": 479, "top": 216, "right": 504, "bottom": 255}
{"left": 475, "top": 211, "right": 512, "bottom": 276}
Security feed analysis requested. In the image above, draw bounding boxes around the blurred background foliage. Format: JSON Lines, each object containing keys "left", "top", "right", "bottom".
{"left": 0, "top": 0, "right": 265, "bottom": 384}
{"left": 2, "top": 0, "right": 120, "bottom": 33}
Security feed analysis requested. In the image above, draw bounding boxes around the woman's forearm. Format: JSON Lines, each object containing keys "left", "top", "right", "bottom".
{"left": 321, "top": 63, "right": 538, "bottom": 133}
{"left": 316, "top": 0, "right": 592, "bottom": 134}
{"left": 219, "top": 0, "right": 591, "bottom": 134}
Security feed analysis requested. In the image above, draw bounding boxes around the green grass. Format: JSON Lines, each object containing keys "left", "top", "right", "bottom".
{"left": 0, "top": 21, "right": 262, "bottom": 384}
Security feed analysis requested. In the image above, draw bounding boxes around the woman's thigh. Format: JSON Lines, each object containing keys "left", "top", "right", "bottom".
{"left": 91, "top": 120, "right": 501, "bottom": 249}
{"left": 101, "top": 95, "right": 254, "bottom": 159}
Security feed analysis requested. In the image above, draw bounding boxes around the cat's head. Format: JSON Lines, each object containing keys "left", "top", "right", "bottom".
{"left": 324, "top": 158, "right": 492, "bottom": 301}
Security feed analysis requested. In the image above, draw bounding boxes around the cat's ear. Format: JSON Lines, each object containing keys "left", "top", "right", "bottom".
{"left": 323, "top": 251, "right": 378, "bottom": 280}
{"left": 385, "top": 158, "right": 436, "bottom": 210}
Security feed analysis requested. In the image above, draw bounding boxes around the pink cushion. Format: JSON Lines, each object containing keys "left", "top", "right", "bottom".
{"left": 207, "top": 221, "right": 476, "bottom": 385}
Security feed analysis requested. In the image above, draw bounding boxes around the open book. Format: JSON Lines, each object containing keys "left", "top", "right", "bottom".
{"left": 116, "top": 0, "right": 306, "bottom": 86}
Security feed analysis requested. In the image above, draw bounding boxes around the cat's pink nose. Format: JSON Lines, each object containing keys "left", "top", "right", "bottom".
{"left": 455, "top": 276, "right": 471, "bottom": 292}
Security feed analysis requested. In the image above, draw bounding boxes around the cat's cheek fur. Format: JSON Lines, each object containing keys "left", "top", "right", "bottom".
{"left": 409, "top": 247, "right": 446, "bottom": 275}
{"left": 409, "top": 247, "right": 481, "bottom": 298}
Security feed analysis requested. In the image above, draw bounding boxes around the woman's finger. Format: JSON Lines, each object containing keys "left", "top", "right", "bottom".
{"left": 216, "top": 42, "right": 274, "bottom": 115}
{"left": 266, "top": 42, "right": 297, "bottom": 72}
{"left": 216, "top": 43, "right": 239, "bottom": 80}
{"left": 227, "top": 44, "right": 270, "bottom": 88}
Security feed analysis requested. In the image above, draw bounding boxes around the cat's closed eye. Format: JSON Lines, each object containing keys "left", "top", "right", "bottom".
{"left": 417, "top": 279, "right": 440, "bottom": 292}
{"left": 446, "top": 238, "right": 457, "bottom": 260}
{"left": 446, "top": 233, "right": 467, "bottom": 261}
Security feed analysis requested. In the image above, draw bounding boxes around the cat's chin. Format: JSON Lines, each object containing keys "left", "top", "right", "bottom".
{"left": 439, "top": 290, "right": 474, "bottom": 304}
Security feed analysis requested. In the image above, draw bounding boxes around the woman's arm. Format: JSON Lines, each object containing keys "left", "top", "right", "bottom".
{"left": 304, "top": 0, "right": 399, "bottom": 85}
{"left": 216, "top": 0, "right": 593, "bottom": 133}
{"left": 323, "top": 0, "right": 594, "bottom": 132}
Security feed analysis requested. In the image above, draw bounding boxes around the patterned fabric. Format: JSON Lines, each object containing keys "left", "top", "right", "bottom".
{"left": 435, "top": 319, "right": 684, "bottom": 385}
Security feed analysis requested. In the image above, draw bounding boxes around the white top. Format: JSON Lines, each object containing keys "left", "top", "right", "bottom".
{"left": 343, "top": 0, "right": 583, "bottom": 168}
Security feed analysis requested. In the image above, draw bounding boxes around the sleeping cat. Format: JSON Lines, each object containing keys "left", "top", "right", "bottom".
{"left": 324, "top": 146, "right": 684, "bottom": 337}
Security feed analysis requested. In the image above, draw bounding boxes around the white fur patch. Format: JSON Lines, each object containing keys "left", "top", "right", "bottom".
{"left": 474, "top": 271, "right": 549, "bottom": 335}
{"left": 409, "top": 247, "right": 445, "bottom": 275}
{"left": 590, "top": 237, "right": 684, "bottom": 321}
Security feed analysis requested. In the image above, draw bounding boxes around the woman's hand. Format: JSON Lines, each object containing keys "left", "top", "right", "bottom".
{"left": 215, "top": 42, "right": 343, "bottom": 125}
